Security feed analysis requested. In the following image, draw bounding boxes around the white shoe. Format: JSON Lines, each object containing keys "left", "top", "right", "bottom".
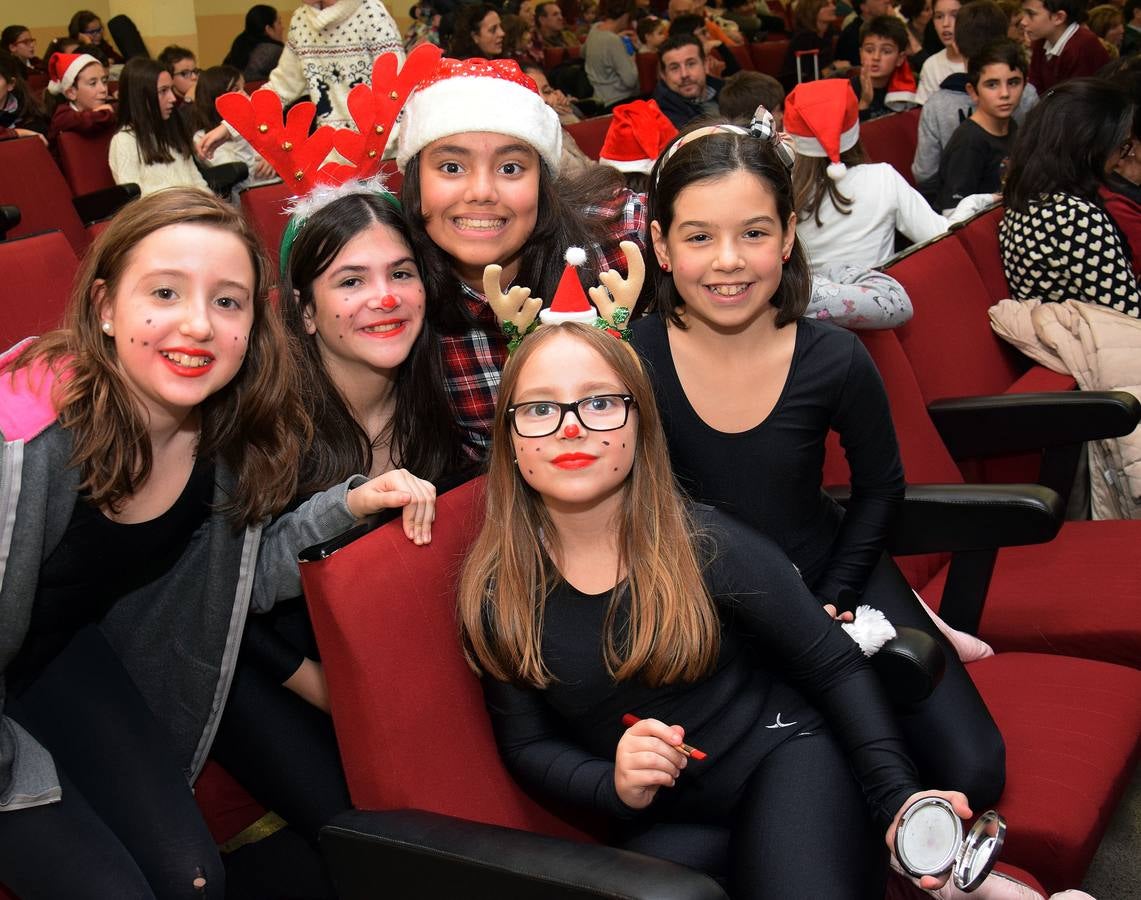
{"left": 890, "top": 854, "right": 1096, "bottom": 899}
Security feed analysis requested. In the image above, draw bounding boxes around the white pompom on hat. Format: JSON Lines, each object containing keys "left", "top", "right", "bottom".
{"left": 395, "top": 56, "right": 564, "bottom": 174}
{"left": 539, "top": 248, "right": 599, "bottom": 325}
{"left": 783, "top": 79, "right": 860, "bottom": 181}
{"left": 46, "top": 52, "right": 101, "bottom": 96}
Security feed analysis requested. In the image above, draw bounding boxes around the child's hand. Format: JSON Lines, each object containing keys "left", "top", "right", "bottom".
{"left": 886, "top": 790, "right": 973, "bottom": 890}
{"left": 195, "top": 123, "right": 231, "bottom": 160}
{"left": 859, "top": 68, "right": 875, "bottom": 110}
{"left": 253, "top": 157, "right": 276, "bottom": 180}
{"left": 94, "top": 103, "right": 115, "bottom": 113}
{"left": 346, "top": 469, "right": 436, "bottom": 545}
{"left": 614, "top": 717, "right": 688, "bottom": 810}
{"left": 822, "top": 603, "right": 855, "bottom": 623}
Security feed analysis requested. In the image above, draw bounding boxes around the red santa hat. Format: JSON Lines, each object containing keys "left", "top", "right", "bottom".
{"left": 47, "top": 52, "right": 101, "bottom": 96}
{"left": 539, "top": 248, "right": 599, "bottom": 325}
{"left": 396, "top": 57, "right": 563, "bottom": 174}
{"left": 885, "top": 59, "right": 918, "bottom": 110}
{"left": 598, "top": 100, "right": 678, "bottom": 175}
{"left": 783, "top": 79, "right": 860, "bottom": 181}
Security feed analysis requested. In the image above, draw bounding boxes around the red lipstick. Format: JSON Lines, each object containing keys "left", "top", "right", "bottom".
{"left": 359, "top": 319, "right": 407, "bottom": 338}
{"left": 552, "top": 452, "right": 597, "bottom": 470}
{"left": 158, "top": 347, "right": 214, "bottom": 378}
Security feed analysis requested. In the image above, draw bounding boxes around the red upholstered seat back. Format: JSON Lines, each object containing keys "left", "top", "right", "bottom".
{"left": 56, "top": 130, "right": 117, "bottom": 196}
{"left": 952, "top": 204, "right": 1009, "bottom": 303}
{"left": 239, "top": 181, "right": 294, "bottom": 276}
{"left": 565, "top": 115, "right": 614, "bottom": 162}
{"left": 0, "top": 137, "right": 90, "bottom": 254}
{"left": 859, "top": 108, "right": 920, "bottom": 186}
{"left": 0, "top": 231, "right": 80, "bottom": 348}
{"left": 637, "top": 52, "right": 659, "bottom": 94}
{"left": 887, "top": 233, "right": 1026, "bottom": 403}
{"left": 301, "top": 476, "right": 595, "bottom": 843}
{"left": 728, "top": 43, "right": 755, "bottom": 71}
{"left": 749, "top": 40, "right": 788, "bottom": 76}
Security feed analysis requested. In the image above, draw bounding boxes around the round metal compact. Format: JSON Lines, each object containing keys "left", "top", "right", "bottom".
{"left": 894, "top": 798, "right": 1007, "bottom": 892}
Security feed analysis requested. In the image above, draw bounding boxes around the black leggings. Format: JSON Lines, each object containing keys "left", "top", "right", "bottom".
{"left": 0, "top": 627, "right": 224, "bottom": 900}
{"left": 210, "top": 604, "right": 351, "bottom": 847}
{"left": 844, "top": 555, "right": 1006, "bottom": 807}
{"left": 621, "top": 730, "right": 887, "bottom": 900}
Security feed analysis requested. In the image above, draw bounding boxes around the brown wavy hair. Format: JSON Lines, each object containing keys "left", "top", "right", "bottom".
{"left": 792, "top": 143, "right": 867, "bottom": 227}
{"left": 6, "top": 188, "right": 310, "bottom": 527}
{"left": 457, "top": 324, "right": 720, "bottom": 688}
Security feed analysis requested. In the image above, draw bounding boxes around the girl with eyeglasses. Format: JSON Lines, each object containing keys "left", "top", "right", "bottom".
{"left": 457, "top": 321, "right": 972, "bottom": 898}
{"left": 2, "top": 26, "right": 47, "bottom": 76}
{"left": 67, "top": 10, "right": 123, "bottom": 68}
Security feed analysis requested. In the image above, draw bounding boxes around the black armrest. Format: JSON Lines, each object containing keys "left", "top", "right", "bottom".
{"left": 321, "top": 809, "right": 729, "bottom": 900}
{"left": 828, "top": 484, "right": 1063, "bottom": 556}
{"left": 0, "top": 205, "right": 20, "bottom": 240}
{"left": 71, "top": 184, "right": 140, "bottom": 225}
{"left": 928, "top": 392, "right": 1140, "bottom": 459}
{"left": 829, "top": 484, "right": 1064, "bottom": 634}
{"left": 199, "top": 161, "right": 249, "bottom": 197}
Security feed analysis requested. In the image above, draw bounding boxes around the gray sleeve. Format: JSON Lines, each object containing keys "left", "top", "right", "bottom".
{"left": 911, "top": 101, "right": 943, "bottom": 184}
{"left": 250, "top": 475, "right": 368, "bottom": 612}
{"left": 807, "top": 265, "right": 914, "bottom": 329}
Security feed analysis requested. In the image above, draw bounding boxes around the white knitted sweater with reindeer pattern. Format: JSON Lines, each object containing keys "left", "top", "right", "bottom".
{"left": 267, "top": 0, "right": 404, "bottom": 129}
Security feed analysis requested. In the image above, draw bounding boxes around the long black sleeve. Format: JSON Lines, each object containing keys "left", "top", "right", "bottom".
{"left": 481, "top": 507, "right": 920, "bottom": 831}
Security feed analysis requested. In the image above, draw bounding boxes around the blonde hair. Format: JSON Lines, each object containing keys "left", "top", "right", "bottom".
{"left": 457, "top": 324, "right": 720, "bottom": 688}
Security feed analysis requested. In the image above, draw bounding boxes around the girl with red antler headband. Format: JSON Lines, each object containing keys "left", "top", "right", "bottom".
{"left": 207, "top": 48, "right": 468, "bottom": 882}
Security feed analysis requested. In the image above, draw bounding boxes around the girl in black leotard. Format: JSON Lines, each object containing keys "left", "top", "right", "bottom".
{"left": 630, "top": 122, "right": 1006, "bottom": 807}
{"left": 457, "top": 321, "right": 972, "bottom": 899}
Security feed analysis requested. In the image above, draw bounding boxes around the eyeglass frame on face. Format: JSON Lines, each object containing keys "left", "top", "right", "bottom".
{"left": 13, "top": 37, "right": 36, "bottom": 46}
{"left": 506, "top": 394, "right": 637, "bottom": 438}
{"left": 81, "top": 26, "right": 103, "bottom": 36}
{"left": 173, "top": 66, "right": 201, "bottom": 79}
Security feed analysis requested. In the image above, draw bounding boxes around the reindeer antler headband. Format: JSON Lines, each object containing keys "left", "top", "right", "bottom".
{"left": 485, "top": 243, "right": 645, "bottom": 353}
{"left": 216, "top": 44, "right": 444, "bottom": 273}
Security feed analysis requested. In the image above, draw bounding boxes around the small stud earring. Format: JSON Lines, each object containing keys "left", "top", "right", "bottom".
{"left": 661, "top": 262, "right": 670, "bottom": 272}
{"left": 101, "top": 321, "right": 112, "bottom": 334}
{"left": 781, "top": 253, "right": 790, "bottom": 264}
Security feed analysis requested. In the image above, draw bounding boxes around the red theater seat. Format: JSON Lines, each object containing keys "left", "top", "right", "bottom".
{"left": 0, "top": 230, "right": 79, "bottom": 347}
{"left": 749, "top": 39, "right": 788, "bottom": 76}
{"left": 239, "top": 181, "right": 294, "bottom": 276}
{"left": 860, "top": 108, "right": 921, "bottom": 187}
{"left": 565, "top": 114, "right": 613, "bottom": 161}
{"left": 56, "top": 130, "right": 117, "bottom": 196}
{"left": 637, "top": 51, "right": 659, "bottom": 95}
{"left": 0, "top": 137, "right": 92, "bottom": 254}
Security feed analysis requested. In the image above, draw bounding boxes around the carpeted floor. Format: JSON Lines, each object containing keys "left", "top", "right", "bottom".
{"left": 1081, "top": 763, "right": 1140, "bottom": 899}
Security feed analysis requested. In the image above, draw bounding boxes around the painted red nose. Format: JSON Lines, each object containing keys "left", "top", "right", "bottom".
{"left": 564, "top": 423, "right": 581, "bottom": 438}
{"left": 379, "top": 294, "right": 399, "bottom": 311}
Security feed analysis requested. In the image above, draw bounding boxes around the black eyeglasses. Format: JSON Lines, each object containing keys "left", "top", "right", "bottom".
{"left": 507, "top": 394, "right": 636, "bottom": 438}
{"left": 174, "top": 67, "right": 202, "bottom": 79}
{"left": 81, "top": 26, "right": 103, "bottom": 35}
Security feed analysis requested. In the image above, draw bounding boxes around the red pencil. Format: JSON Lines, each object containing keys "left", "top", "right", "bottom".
{"left": 621, "top": 713, "right": 708, "bottom": 761}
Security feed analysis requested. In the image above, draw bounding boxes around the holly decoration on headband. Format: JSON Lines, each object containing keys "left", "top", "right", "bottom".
{"left": 484, "top": 242, "right": 645, "bottom": 352}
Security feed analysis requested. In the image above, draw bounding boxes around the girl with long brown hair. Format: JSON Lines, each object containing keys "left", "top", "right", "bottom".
{"left": 0, "top": 188, "right": 403, "bottom": 897}
{"left": 458, "top": 321, "right": 970, "bottom": 899}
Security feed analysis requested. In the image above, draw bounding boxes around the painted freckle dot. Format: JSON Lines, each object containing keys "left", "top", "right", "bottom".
{"left": 527, "top": 470, "right": 533, "bottom": 474}
{"left": 146, "top": 319, "right": 152, "bottom": 324}
{"left": 621, "top": 443, "right": 626, "bottom": 448}
{"left": 142, "top": 341, "right": 149, "bottom": 346}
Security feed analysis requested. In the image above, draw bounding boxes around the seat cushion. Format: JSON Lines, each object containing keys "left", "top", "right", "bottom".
{"left": 967, "top": 652, "right": 1141, "bottom": 892}
{"left": 921, "top": 521, "right": 1141, "bottom": 667}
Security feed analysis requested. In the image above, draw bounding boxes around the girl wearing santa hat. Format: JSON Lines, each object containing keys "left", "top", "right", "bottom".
{"left": 632, "top": 122, "right": 1008, "bottom": 817}
{"left": 44, "top": 51, "right": 115, "bottom": 146}
{"left": 395, "top": 55, "right": 645, "bottom": 452}
{"left": 786, "top": 78, "right": 963, "bottom": 273}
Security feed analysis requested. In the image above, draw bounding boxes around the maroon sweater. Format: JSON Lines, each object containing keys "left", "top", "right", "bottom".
{"left": 48, "top": 103, "right": 117, "bottom": 144}
{"left": 1028, "top": 25, "right": 1110, "bottom": 92}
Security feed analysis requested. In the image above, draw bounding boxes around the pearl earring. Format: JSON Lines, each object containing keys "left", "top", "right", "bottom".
{"left": 101, "top": 321, "right": 112, "bottom": 334}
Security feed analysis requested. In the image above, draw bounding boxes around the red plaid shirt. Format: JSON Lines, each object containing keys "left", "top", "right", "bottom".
{"left": 439, "top": 189, "right": 647, "bottom": 451}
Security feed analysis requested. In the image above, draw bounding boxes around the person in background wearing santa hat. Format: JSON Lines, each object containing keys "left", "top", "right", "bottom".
{"left": 395, "top": 54, "right": 644, "bottom": 451}
{"left": 0, "top": 51, "right": 47, "bottom": 143}
{"left": 787, "top": 79, "right": 986, "bottom": 273}
{"left": 851, "top": 15, "right": 919, "bottom": 120}
{"left": 598, "top": 98, "right": 678, "bottom": 193}
{"left": 44, "top": 51, "right": 115, "bottom": 148}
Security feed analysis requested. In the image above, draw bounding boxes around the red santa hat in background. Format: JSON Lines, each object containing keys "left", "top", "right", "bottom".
{"left": 47, "top": 52, "right": 101, "bottom": 95}
{"left": 885, "top": 60, "right": 918, "bottom": 110}
{"left": 598, "top": 100, "right": 678, "bottom": 175}
{"left": 782, "top": 79, "right": 860, "bottom": 181}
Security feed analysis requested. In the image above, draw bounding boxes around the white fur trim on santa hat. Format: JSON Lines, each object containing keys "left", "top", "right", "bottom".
{"left": 885, "top": 90, "right": 917, "bottom": 110}
{"left": 599, "top": 156, "right": 654, "bottom": 175}
{"left": 47, "top": 53, "right": 100, "bottom": 96}
{"left": 396, "top": 72, "right": 563, "bottom": 174}
{"left": 789, "top": 117, "right": 858, "bottom": 159}
{"left": 788, "top": 118, "right": 860, "bottom": 160}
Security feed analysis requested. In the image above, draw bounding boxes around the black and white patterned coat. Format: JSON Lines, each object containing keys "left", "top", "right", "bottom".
{"left": 999, "top": 192, "right": 1141, "bottom": 319}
